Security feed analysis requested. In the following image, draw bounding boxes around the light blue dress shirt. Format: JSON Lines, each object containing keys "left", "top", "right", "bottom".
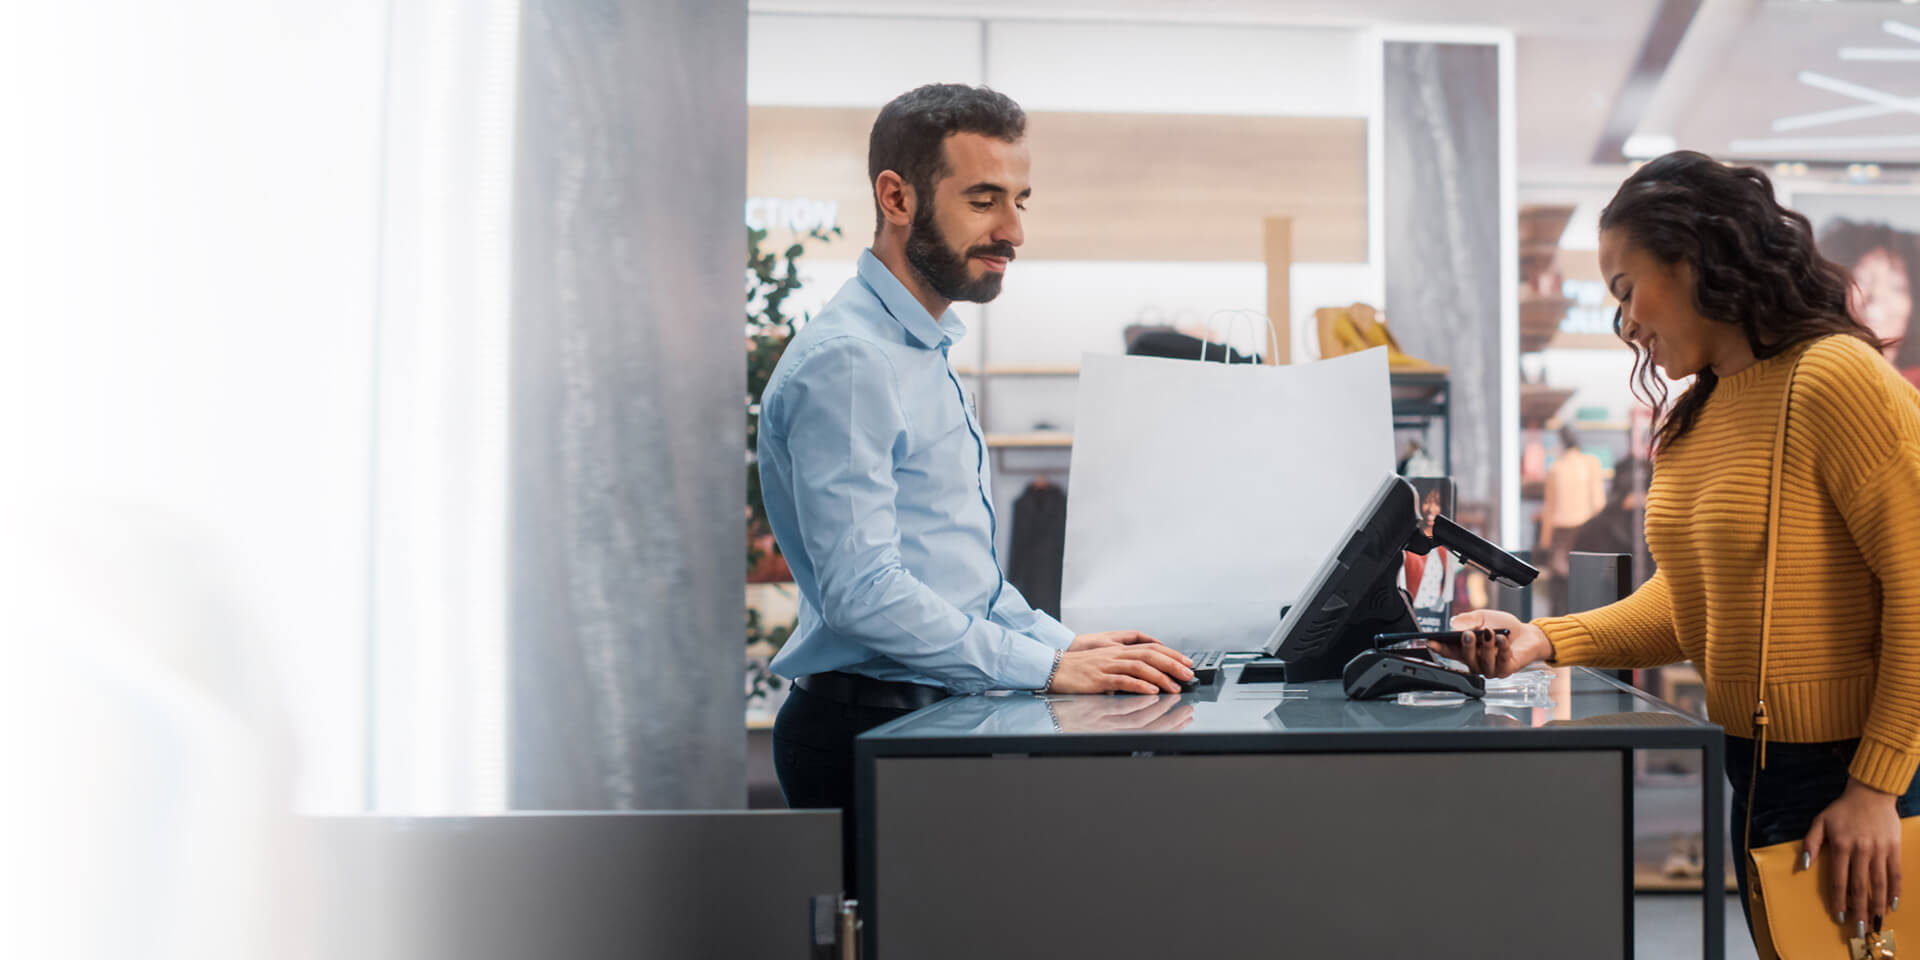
{"left": 759, "top": 249, "right": 1074, "bottom": 693}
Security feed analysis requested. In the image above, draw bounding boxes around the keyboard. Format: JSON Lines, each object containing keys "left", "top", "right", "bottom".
{"left": 1180, "top": 650, "right": 1229, "bottom": 689}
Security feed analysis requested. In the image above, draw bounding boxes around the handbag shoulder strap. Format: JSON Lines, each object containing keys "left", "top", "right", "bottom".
{"left": 1754, "top": 350, "right": 1810, "bottom": 771}
{"left": 1745, "top": 350, "right": 1807, "bottom": 861}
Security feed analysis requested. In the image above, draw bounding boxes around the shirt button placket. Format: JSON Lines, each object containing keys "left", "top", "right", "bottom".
{"left": 945, "top": 341, "right": 1002, "bottom": 600}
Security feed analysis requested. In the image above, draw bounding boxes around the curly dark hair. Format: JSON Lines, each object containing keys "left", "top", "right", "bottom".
{"left": 1598, "top": 151, "right": 1888, "bottom": 453}
{"left": 868, "top": 84, "right": 1026, "bottom": 234}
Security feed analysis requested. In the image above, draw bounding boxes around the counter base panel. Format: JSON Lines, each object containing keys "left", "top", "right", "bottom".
{"left": 874, "top": 750, "right": 1623, "bottom": 958}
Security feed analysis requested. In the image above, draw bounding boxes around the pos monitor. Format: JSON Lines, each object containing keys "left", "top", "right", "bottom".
{"left": 1249, "top": 474, "right": 1538, "bottom": 682}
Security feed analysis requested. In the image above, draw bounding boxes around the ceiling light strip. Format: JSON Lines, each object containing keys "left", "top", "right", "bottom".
{"left": 1729, "top": 133, "right": 1920, "bottom": 153}
{"left": 1775, "top": 100, "right": 1912, "bottom": 131}
{"left": 1839, "top": 48, "right": 1920, "bottom": 61}
{"left": 1884, "top": 19, "right": 1920, "bottom": 45}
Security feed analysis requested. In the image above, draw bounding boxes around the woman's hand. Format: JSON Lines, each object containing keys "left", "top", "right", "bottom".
{"left": 1806, "top": 777, "right": 1904, "bottom": 933}
{"left": 1423, "top": 609, "right": 1555, "bottom": 679}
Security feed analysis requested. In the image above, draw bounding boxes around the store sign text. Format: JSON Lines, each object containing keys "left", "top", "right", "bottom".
{"left": 745, "top": 196, "right": 839, "bottom": 233}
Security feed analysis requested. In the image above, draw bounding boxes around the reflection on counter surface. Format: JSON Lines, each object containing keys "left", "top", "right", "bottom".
{"left": 867, "top": 666, "right": 1713, "bottom": 740}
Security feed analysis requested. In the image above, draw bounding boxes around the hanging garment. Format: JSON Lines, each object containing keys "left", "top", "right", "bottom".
{"left": 1007, "top": 480, "right": 1069, "bottom": 619}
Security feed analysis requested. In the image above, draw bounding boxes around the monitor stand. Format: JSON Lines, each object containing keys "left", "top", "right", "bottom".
{"left": 1238, "top": 566, "right": 1418, "bottom": 684}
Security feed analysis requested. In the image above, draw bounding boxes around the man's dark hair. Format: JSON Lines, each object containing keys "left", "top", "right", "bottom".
{"left": 868, "top": 84, "right": 1026, "bottom": 233}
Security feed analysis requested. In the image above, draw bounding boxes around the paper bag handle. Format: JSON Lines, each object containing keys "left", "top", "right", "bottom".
{"left": 1196, "top": 309, "right": 1281, "bottom": 364}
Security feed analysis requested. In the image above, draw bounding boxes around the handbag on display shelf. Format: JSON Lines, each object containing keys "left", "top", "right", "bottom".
{"left": 1745, "top": 352, "right": 1916, "bottom": 960}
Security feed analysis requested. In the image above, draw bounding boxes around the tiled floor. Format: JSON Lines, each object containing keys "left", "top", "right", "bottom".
{"left": 1636, "top": 894, "right": 1759, "bottom": 959}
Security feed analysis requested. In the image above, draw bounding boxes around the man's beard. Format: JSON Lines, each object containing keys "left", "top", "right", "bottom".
{"left": 904, "top": 201, "right": 1013, "bottom": 304}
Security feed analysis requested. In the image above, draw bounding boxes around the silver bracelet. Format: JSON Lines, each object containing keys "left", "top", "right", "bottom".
{"left": 1041, "top": 650, "right": 1064, "bottom": 692}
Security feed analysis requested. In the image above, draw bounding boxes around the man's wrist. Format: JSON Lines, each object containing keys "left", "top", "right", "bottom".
{"left": 1040, "top": 650, "right": 1064, "bottom": 691}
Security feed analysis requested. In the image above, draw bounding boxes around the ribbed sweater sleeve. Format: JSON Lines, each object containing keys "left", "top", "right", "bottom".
{"left": 1535, "top": 568, "right": 1683, "bottom": 670}
{"left": 1801, "top": 338, "right": 1920, "bottom": 793}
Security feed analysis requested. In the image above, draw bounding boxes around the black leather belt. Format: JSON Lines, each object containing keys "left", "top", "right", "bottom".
{"left": 796, "top": 671, "right": 949, "bottom": 711}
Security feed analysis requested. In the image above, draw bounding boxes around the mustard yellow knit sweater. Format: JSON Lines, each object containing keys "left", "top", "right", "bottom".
{"left": 1538, "top": 334, "right": 1920, "bottom": 794}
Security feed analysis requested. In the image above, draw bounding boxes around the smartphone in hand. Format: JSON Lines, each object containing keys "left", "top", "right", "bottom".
{"left": 1373, "top": 628, "right": 1509, "bottom": 645}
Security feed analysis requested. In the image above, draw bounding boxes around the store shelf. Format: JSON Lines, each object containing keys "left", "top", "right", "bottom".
{"left": 1388, "top": 372, "right": 1451, "bottom": 474}
{"left": 1519, "top": 384, "right": 1577, "bottom": 429}
{"left": 1519, "top": 294, "right": 1573, "bottom": 355}
{"left": 1545, "top": 331, "right": 1630, "bottom": 351}
{"left": 1519, "top": 206, "right": 1575, "bottom": 247}
{"left": 1519, "top": 205, "right": 1576, "bottom": 287}
{"left": 952, "top": 364, "right": 1080, "bottom": 377}
{"left": 1519, "top": 243, "right": 1560, "bottom": 283}
{"left": 1390, "top": 373, "right": 1449, "bottom": 417}
{"left": 986, "top": 432, "right": 1073, "bottom": 449}
{"left": 1633, "top": 868, "right": 1738, "bottom": 894}
{"left": 1389, "top": 370, "right": 1447, "bottom": 398}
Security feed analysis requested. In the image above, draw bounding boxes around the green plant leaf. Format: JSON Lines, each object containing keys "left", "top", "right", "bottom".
{"left": 744, "top": 225, "right": 836, "bottom": 650}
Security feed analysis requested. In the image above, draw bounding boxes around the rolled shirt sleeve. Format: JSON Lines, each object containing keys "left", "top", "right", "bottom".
{"left": 989, "top": 580, "right": 1076, "bottom": 651}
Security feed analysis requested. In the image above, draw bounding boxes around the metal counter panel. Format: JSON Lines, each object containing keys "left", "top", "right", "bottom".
{"left": 876, "top": 751, "right": 1621, "bottom": 959}
{"left": 856, "top": 668, "right": 1724, "bottom": 959}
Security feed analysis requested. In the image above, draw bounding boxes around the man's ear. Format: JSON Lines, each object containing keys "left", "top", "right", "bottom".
{"left": 874, "top": 170, "right": 915, "bottom": 229}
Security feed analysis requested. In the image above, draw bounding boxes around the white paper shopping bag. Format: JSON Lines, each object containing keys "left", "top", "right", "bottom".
{"left": 1060, "top": 347, "right": 1396, "bottom": 650}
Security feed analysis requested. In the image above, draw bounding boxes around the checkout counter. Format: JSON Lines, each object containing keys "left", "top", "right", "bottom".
{"left": 854, "top": 663, "right": 1724, "bottom": 959}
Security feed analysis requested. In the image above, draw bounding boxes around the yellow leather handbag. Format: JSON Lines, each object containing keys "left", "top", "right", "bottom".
{"left": 1749, "top": 834, "right": 1912, "bottom": 958}
{"left": 1745, "top": 353, "right": 1913, "bottom": 960}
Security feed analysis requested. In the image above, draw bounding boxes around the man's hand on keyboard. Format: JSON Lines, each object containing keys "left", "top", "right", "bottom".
{"left": 1068, "top": 629, "right": 1171, "bottom": 652}
{"left": 1047, "top": 644, "right": 1194, "bottom": 695}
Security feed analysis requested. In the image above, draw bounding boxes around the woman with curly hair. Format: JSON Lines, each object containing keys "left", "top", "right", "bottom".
{"left": 1436, "top": 151, "right": 1920, "bottom": 947}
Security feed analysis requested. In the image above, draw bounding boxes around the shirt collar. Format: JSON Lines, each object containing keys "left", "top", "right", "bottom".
{"left": 857, "top": 249, "right": 966, "bottom": 349}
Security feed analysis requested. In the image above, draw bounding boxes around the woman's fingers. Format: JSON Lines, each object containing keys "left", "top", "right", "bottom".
{"left": 1469, "top": 629, "right": 1505, "bottom": 676}
{"left": 1425, "top": 634, "right": 1467, "bottom": 663}
{"left": 1828, "top": 839, "right": 1852, "bottom": 924}
{"left": 1487, "top": 634, "right": 1514, "bottom": 677}
{"left": 1449, "top": 610, "right": 1490, "bottom": 632}
{"left": 1850, "top": 846, "right": 1873, "bottom": 929}
{"left": 1873, "top": 845, "right": 1891, "bottom": 922}
{"left": 1892, "top": 844, "right": 1903, "bottom": 914}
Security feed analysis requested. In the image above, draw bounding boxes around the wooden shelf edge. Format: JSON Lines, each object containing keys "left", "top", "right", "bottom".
{"left": 1632, "top": 867, "right": 1739, "bottom": 893}
{"left": 1546, "top": 331, "right": 1632, "bottom": 351}
{"left": 986, "top": 432, "right": 1074, "bottom": 448}
{"left": 952, "top": 364, "right": 1081, "bottom": 377}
